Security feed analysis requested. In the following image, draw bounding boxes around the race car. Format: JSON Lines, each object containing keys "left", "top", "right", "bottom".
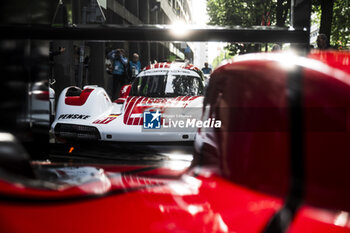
{"left": 52, "top": 62, "right": 206, "bottom": 142}
{"left": 1, "top": 51, "right": 350, "bottom": 233}
{"left": 193, "top": 50, "right": 350, "bottom": 232}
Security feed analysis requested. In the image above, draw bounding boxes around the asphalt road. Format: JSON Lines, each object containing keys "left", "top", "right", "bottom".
{"left": 49, "top": 141, "right": 194, "bottom": 167}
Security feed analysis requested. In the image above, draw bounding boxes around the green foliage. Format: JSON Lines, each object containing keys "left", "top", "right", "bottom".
{"left": 208, "top": 0, "right": 350, "bottom": 51}
{"left": 331, "top": 0, "right": 350, "bottom": 49}
{"left": 311, "top": 3, "right": 321, "bottom": 25}
{"left": 168, "top": 55, "right": 177, "bottom": 62}
{"left": 311, "top": 0, "right": 349, "bottom": 49}
{"left": 207, "top": 0, "right": 276, "bottom": 26}
{"left": 211, "top": 50, "right": 233, "bottom": 69}
{"left": 207, "top": 0, "right": 285, "bottom": 55}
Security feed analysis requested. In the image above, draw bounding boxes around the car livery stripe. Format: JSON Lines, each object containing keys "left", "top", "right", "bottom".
{"left": 125, "top": 96, "right": 140, "bottom": 124}
{"left": 138, "top": 97, "right": 152, "bottom": 126}
{"left": 132, "top": 97, "right": 145, "bottom": 125}
{"left": 124, "top": 96, "right": 135, "bottom": 113}
{"left": 125, "top": 96, "right": 143, "bottom": 125}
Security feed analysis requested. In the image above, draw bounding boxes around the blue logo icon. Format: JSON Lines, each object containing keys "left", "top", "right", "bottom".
{"left": 143, "top": 110, "right": 161, "bottom": 129}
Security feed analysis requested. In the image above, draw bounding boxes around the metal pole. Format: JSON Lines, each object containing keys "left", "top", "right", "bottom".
{"left": 77, "top": 6, "right": 86, "bottom": 88}
{"left": 291, "top": 0, "right": 311, "bottom": 51}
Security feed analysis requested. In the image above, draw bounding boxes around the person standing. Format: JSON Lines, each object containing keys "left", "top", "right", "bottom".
{"left": 49, "top": 45, "right": 65, "bottom": 83}
{"left": 201, "top": 62, "right": 212, "bottom": 75}
{"left": 271, "top": 44, "right": 281, "bottom": 52}
{"left": 317, "top": 34, "right": 329, "bottom": 50}
{"left": 107, "top": 49, "right": 128, "bottom": 100}
{"left": 128, "top": 53, "right": 141, "bottom": 83}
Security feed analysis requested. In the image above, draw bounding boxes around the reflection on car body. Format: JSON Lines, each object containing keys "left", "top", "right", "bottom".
{"left": 1, "top": 51, "right": 350, "bottom": 233}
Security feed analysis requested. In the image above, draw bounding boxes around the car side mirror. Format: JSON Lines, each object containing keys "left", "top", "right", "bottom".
{"left": 119, "top": 85, "right": 131, "bottom": 99}
{"left": 115, "top": 98, "right": 126, "bottom": 104}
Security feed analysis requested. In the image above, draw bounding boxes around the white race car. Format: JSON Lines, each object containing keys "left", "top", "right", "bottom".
{"left": 52, "top": 62, "right": 205, "bottom": 142}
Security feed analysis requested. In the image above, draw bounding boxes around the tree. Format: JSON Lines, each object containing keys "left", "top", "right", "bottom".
{"left": 276, "top": 0, "right": 290, "bottom": 27}
{"left": 312, "top": 0, "right": 335, "bottom": 47}
{"left": 330, "top": 0, "right": 350, "bottom": 49}
{"left": 207, "top": 0, "right": 290, "bottom": 55}
{"left": 313, "top": 0, "right": 350, "bottom": 49}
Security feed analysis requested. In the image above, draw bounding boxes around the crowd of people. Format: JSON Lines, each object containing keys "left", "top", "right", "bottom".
{"left": 107, "top": 49, "right": 141, "bottom": 100}
{"left": 106, "top": 33, "right": 331, "bottom": 99}
{"left": 106, "top": 47, "right": 214, "bottom": 99}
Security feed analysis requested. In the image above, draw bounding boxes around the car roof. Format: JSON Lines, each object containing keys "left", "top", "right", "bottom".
{"left": 143, "top": 62, "right": 200, "bottom": 71}
{"left": 141, "top": 62, "right": 203, "bottom": 78}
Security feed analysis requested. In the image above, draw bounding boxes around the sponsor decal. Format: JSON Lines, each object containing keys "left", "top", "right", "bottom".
{"left": 142, "top": 109, "right": 222, "bottom": 130}
{"left": 168, "top": 69, "right": 192, "bottom": 74}
{"left": 103, "top": 93, "right": 110, "bottom": 102}
{"left": 143, "top": 110, "right": 161, "bottom": 129}
{"left": 58, "top": 114, "right": 90, "bottom": 120}
{"left": 93, "top": 114, "right": 120, "bottom": 124}
{"left": 143, "top": 70, "right": 168, "bottom": 74}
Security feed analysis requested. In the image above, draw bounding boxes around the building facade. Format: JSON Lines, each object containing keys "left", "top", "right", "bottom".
{"left": 52, "top": 0, "right": 195, "bottom": 100}
{"left": 104, "top": 0, "right": 194, "bottom": 65}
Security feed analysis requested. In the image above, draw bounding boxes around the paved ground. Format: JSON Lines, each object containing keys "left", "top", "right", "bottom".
{"left": 49, "top": 142, "right": 194, "bottom": 167}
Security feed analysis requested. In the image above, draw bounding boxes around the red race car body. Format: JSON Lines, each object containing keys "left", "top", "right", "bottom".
{"left": 1, "top": 51, "right": 350, "bottom": 233}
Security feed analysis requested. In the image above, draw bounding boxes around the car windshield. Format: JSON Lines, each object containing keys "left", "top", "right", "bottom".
{"left": 130, "top": 74, "right": 204, "bottom": 97}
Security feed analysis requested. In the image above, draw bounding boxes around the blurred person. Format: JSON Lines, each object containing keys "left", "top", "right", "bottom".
{"left": 271, "top": 44, "right": 281, "bottom": 52}
{"left": 49, "top": 45, "right": 65, "bottom": 83}
{"left": 73, "top": 45, "right": 80, "bottom": 86}
{"left": 128, "top": 53, "right": 141, "bottom": 83}
{"left": 202, "top": 62, "right": 212, "bottom": 74}
{"left": 49, "top": 46, "right": 65, "bottom": 61}
{"left": 83, "top": 55, "right": 90, "bottom": 86}
{"left": 105, "top": 58, "right": 113, "bottom": 75}
{"left": 107, "top": 48, "right": 128, "bottom": 100}
{"left": 317, "top": 34, "right": 328, "bottom": 50}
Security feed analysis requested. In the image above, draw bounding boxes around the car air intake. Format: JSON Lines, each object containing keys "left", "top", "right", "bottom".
{"left": 54, "top": 123, "right": 101, "bottom": 140}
